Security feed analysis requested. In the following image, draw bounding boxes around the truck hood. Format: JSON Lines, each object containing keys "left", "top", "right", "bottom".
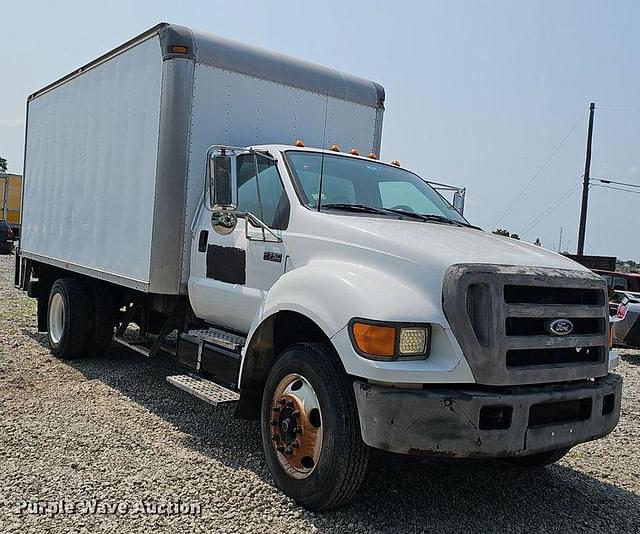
{"left": 299, "top": 213, "right": 588, "bottom": 273}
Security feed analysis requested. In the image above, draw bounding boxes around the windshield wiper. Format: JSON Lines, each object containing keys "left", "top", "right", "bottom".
{"left": 324, "top": 203, "right": 434, "bottom": 219}
{"left": 383, "top": 209, "right": 481, "bottom": 229}
{"left": 322, "top": 203, "right": 481, "bottom": 229}
{"left": 380, "top": 208, "right": 440, "bottom": 221}
{"left": 321, "top": 203, "right": 391, "bottom": 215}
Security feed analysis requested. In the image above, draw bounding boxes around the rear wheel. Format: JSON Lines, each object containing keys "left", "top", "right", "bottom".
{"left": 47, "top": 279, "right": 90, "bottom": 360}
{"left": 261, "top": 342, "right": 369, "bottom": 511}
{"left": 508, "top": 447, "right": 571, "bottom": 468}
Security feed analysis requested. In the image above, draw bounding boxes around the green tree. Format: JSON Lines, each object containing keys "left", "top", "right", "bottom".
{"left": 492, "top": 228, "right": 521, "bottom": 240}
{"left": 0, "top": 157, "right": 7, "bottom": 173}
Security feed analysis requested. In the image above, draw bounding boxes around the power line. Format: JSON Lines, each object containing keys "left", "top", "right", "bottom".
{"left": 519, "top": 182, "right": 582, "bottom": 236}
{"left": 596, "top": 107, "right": 640, "bottom": 113}
{"left": 591, "top": 183, "right": 640, "bottom": 196}
{"left": 494, "top": 113, "right": 585, "bottom": 226}
{"left": 591, "top": 177, "right": 640, "bottom": 189}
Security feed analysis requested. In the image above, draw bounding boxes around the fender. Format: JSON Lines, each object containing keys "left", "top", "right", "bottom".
{"left": 239, "top": 259, "right": 450, "bottom": 387}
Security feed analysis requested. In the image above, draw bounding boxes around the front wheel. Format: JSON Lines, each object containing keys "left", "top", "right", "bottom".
{"left": 261, "top": 342, "right": 369, "bottom": 511}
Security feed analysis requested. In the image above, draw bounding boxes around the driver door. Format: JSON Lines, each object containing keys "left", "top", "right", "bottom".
{"left": 189, "top": 152, "right": 290, "bottom": 333}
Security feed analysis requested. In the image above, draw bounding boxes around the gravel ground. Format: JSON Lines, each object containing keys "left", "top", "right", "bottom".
{"left": 0, "top": 253, "right": 639, "bottom": 533}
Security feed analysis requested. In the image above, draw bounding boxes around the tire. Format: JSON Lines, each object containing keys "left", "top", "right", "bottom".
{"left": 47, "top": 278, "right": 90, "bottom": 360}
{"left": 260, "top": 342, "right": 369, "bottom": 511}
{"left": 84, "top": 283, "right": 116, "bottom": 357}
{"left": 508, "top": 447, "right": 571, "bottom": 468}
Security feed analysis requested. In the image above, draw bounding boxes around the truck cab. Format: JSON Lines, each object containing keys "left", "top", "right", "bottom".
{"left": 177, "top": 142, "right": 621, "bottom": 508}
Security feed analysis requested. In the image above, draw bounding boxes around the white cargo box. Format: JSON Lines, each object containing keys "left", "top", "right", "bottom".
{"left": 21, "top": 23, "right": 385, "bottom": 294}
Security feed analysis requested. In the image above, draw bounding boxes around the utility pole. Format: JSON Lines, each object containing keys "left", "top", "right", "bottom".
{"left": 577, "top": 102, "right": 596, "bottom": 255}
{"left": 558, "top": 226, "right": 563, "bottom": 252}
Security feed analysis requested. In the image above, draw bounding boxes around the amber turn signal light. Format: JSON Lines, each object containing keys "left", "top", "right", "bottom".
{"left": 351, "top": 322, "right": 396, "bottom": 358}
{"left": 172, "top": 45, "right": 189, "bottom": 54}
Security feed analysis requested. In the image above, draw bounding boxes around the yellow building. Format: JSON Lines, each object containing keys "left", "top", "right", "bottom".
{"left": 1, "top": 173, "right": 22, "bottom": 234}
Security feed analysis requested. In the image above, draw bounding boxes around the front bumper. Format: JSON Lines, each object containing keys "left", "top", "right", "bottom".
{"left": 353, "top": 373, "right": 622, "bottom": 457}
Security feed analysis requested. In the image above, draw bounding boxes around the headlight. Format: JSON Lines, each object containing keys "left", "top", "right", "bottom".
{"left": 398, "top": 327, "right": 427, "bottom": 355}
{"left": 349, "top": 320, "right": 430, "bottom": 360}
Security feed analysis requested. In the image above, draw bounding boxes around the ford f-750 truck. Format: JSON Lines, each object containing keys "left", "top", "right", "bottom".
{"left": 15, "top": 23, "right": 621, "bottom": 510}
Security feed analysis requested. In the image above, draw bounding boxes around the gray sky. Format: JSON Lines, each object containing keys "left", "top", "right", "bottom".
{"left": 2, "top": 0, "right": 638, "bottom": 258}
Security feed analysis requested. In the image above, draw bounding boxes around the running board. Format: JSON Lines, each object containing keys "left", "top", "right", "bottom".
{"left": 166, "top": 374, "right": 239, "bottom": 405}
{"left": 188, "top": 327, "right": 246, "bottom": 352}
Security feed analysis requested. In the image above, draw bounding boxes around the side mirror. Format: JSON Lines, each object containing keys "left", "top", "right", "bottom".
{"left": 209, "top": 154, "right": 238, "bottom": 211}
{"left": 453, "top": 189, "right": 465, "bottom": 216}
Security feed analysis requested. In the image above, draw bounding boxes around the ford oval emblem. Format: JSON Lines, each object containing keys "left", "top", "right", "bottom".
{"left": 545, "top": 318, "right": 574, "bottom": 336}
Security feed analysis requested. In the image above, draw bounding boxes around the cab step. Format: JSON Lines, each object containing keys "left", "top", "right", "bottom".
{"left": 187, "top": 327, "right": 246, "bottom": 352}
{"left": 114, "top": 334, "right": 153, "bottom": 357}
{"left": 166, "top": 374, "right": 239, "bottom": 405}
{"left": 114, "top": 330, "right": 178, "bottom": 358}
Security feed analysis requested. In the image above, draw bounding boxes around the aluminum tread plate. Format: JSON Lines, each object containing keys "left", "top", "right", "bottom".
{"left": 166, "top": 374, "right": 239, "bottom": 405}
{"left": 188, "top": 328, "right": 246, "bottom": 351}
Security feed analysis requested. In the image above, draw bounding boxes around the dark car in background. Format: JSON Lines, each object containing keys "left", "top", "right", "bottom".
{"left": 0, "top": 219, "right": 15, "bottom": 254}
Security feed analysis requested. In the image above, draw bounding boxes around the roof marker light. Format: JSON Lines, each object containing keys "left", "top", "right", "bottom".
{"left": 293, "top": 139, "right": 305, "bottom": 147}
{"left": 330, "top": 144, "right": 341, "bottom": 152}
{"left": 390, "top": 160, "right": 401, "bottom": 166}
{"left": 350, "top": 148, "right": 360, "bottom": 156}
{"left": 367, "top": 152, "right": 378, "bottom": 160}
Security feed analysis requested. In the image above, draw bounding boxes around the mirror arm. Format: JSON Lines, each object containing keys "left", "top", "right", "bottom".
{"left": 252, "top": 152, "right": 266, "bottom": 240}
{"left": 244, "top": 212, "right": 282, "bottom": 243}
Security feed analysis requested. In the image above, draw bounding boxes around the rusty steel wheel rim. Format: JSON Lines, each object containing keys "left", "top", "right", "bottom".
{"left": 269, "top": 373, "right": 323, "bottom": 480}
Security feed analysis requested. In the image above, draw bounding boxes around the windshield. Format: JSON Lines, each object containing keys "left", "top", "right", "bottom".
{"left": 285, "top": 151, "right": 469, "bottom": 224}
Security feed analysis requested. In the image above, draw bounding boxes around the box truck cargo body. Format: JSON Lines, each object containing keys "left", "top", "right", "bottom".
{"left": 1, "top": 173, "right": 22, "bottom": 234}
{"left": 20, "top": 23, "right": 384, "bottom": 293}
{"left": 16, "top": 23, "right": 621, "bottom": 511}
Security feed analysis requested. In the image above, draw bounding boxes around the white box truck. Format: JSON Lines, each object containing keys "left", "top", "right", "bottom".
{"left": 16, "top": 23, "right": 622, "bottom": 510}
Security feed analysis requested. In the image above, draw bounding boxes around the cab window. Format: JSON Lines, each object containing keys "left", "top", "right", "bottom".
{"left": 237, "top": 155, "right": 290, "bottom": 230}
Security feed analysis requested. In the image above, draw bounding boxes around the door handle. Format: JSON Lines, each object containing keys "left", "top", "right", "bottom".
{"left": 198, "top": 230, "right": 209, "bottom": 252}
